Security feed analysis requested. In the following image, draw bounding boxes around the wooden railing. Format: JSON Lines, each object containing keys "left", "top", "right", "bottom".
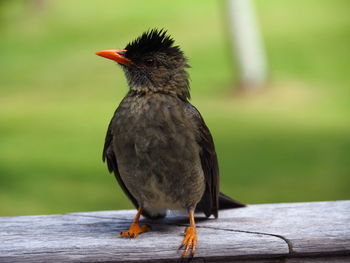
{"left": 1, "top": 201, "right": 349, "bottom": 262}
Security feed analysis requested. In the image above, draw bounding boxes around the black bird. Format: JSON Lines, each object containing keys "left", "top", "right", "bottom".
{"left": 96, "top": 29, "right": 245, "bottom": 257}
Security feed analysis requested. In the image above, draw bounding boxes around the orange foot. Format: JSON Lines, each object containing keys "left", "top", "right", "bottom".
{"left": 120, "top": 223, "right": 149, "bottom": 238}
{"left": 180, "top": 226, "right": 197, "bottom": 257}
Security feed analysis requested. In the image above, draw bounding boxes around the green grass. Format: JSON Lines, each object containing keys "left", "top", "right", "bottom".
{"left": 0, "top": 0, "right": 349, "bottom": 216}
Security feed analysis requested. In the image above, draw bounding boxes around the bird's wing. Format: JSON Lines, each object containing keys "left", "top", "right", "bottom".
{"left": 185, "top": 103, "right": 246, "bottom": 218}
{"left": 185, "top": 103, "right": 220, "bottom": 218}
{"left": 102, "top": 115, "right": 139, "bottom": 210}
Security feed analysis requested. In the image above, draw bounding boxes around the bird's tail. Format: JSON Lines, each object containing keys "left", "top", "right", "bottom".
{"left": 219, "top": 192, "right": 246, "bottom": 209}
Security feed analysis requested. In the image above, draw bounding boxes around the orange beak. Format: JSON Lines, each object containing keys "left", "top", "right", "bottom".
{"left": 95, "top": 49, "right": 132, "bottom": 66}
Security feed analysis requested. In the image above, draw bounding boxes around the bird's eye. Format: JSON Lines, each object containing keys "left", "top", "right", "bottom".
{"left": 144, "top": 58, "right": 155, "bottom": 67}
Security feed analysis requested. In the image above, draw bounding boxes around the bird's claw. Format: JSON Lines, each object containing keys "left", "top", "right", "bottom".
{"left": 120, "top": 223, "right": 149, "bottom": 238}
{"left": 179, "top": 226, "right": 197, "bottom": 257}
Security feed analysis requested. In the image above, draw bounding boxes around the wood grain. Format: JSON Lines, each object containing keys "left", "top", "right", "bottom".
{"left": 0, "top": 201, "right": 349, "bottom": 262}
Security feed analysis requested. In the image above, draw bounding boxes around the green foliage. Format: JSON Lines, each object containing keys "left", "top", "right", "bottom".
{"left": 0, "top": 0, "right": 349, "bottom": 215}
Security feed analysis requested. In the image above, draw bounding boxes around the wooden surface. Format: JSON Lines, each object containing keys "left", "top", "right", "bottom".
{"left": 1, "top": 201, "right": 349, "bottom": 262}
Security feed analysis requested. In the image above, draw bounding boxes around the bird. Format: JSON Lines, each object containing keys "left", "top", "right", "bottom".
{"left": 96, "top": 29, "right": 245, "bottom": 258}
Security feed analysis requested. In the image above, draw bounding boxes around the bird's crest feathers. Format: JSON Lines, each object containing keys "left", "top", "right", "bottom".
{"left": 125, "top": 29, "right": 181, "bottom": 56}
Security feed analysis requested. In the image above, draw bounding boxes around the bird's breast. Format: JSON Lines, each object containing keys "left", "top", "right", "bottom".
{"left": 112, "top": 93, "right": 205, "bottom": 210}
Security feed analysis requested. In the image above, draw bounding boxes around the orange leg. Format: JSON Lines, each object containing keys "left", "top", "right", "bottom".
{"left": 180, "top": 210, "right": 197, "bottom": 257}
{"left": 120, "top": 207, "right": 149, "bottom": 238}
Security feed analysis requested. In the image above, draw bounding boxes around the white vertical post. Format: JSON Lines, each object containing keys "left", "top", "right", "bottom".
{"left": 226, "top": 0, "right": 268, "bottom": 91}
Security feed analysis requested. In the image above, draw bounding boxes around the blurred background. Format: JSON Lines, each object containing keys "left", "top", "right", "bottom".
{"left": 0, "top": 0, "right": 349, "bottom": 216}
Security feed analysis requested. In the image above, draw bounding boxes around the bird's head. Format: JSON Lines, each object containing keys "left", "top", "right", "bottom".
{"left": 96, "top": 29, "right": 190, "bottom": 100}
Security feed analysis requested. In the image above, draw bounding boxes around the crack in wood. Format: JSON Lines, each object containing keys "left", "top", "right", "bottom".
{"left": 178, "top": 224, "right": 294, "bottom": 255}
{"left": 63, "top": 212, "right": 300, "bottom": 256}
